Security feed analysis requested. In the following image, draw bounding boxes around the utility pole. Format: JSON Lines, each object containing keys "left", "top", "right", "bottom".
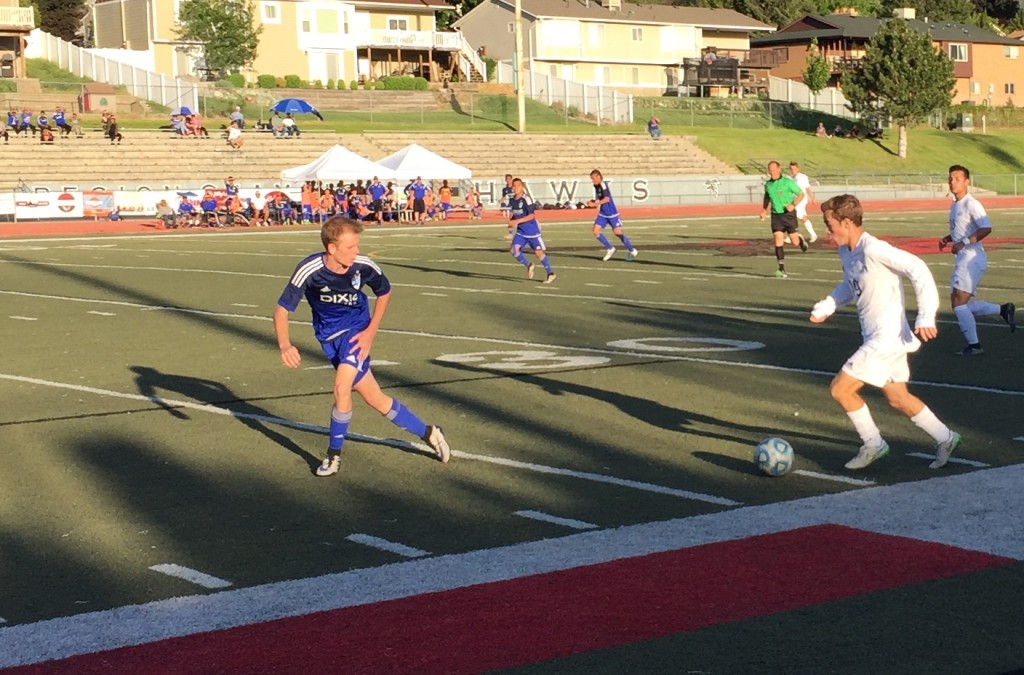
{"left": 514, "top": 0, "right": 526, "bottom": 133}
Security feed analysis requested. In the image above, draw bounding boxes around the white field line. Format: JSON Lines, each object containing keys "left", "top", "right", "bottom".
{"left": 231, "top": 303, "right": 259, "bottom": 308}
{"left": 419, "top": 292, "right": 448, "bottom": 297}
{"left": 0, "top": 260, "right": 281, "bottom": 279}
{"left": 8, "top": 316, "right": 38, "bottom": 321}
{"left": 905, "top": 453, "right": 991, "bottom": 468}
{"left": 513, "top": 510, "right": 599, "bottom": 530}
{"left": 86, "top": 311, "right": 116, "bottom": 316}
{"left": 793, "top": 470, "right": 876, "bottom": 486}
{"left": 0, "top": 373, "right": 738, "bottom": 505}
{"left": 148, "top": 564, "right": 232, "bottom": 589}
{"left": 1016, "top": 436, "right": 1024, "bottom": 442}
{"left": 345, "top": 534, "right": 430, "bottom": 558}
{"left": 2, "top": 464, "right": 1024, "bottom": 668}
{"left": 2, "top": 289, "right": 1023, "bottom": 399}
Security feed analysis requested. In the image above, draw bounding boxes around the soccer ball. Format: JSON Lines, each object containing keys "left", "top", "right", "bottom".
{"left": 754, "top": 437, "right": 794, "bottom": 476}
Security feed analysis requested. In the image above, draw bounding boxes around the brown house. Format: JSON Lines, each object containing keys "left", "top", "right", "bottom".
{"left": 751, "top": 10, "right": 1024, "bottom": 105}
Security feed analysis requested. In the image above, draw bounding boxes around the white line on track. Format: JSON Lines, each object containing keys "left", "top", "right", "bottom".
{"left": 513, "top": 510, "right": 599, "bottom": 530}
{"left": 231, "top": 303, "right": 259, "bottom": 308}
{"left": 633, "top": 280, "right": 661, "bottom": 284}
{"left": 585, "top": 283, "right": 611, "bottom": 287}
{"left": 420, "top": 292, "right": 448, "bottom": 297}
{"left": 148, "top": 564, "right": 232, "bottom": 589}
{"left": 345, "top": 534, "right": 430, "bottom": 558}
{"left": 8, "top": 316, "right": 37, "bottom": 321}
{"left": 0, "top": 372, "right": 736, "bottom": 504}
{"left": 793, "top": 470, "right": 876, "bottom": 486}
{"left": 87, "top": 311, "right": 116, "bottom": 316}
{"left": 904, "top": 452, "right": 991, "bottom": 468}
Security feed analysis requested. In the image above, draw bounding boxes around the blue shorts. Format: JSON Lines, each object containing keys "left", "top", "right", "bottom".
{"left": 320, "top": 331, "right": 370, "bottom": 385}
{"left": 512, "top": 234, "right": 545, "bottom": 251}
{"left": 594, "top": 214, "right": 623, "bottom": 229}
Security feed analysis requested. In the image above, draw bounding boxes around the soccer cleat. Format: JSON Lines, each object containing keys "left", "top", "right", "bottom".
{"left": 627, "top": 248, "right": 639, "bottom": 262}
{"left": 543, "top": 273, "right": 557, "bottom": 284}
{"left": 775, "top": 269, "right": 788, "bottom": 278}
{"left": 957, "top": 344, "right": 985, "bottom": 356}
{"left": 844, "top": 441, "right": 890, "bottom": 470}
{"left": 526, "top": 263, "right": 535, "bottom": 280}
{"left": 316, "top": 453, "right": 341, "bottom": 477}
{"left": 1001, "top": 303, "right": 1016, "bottom": 332}
{"left": 809, "top": 233, "right": 819, "bottom": 244}
{"left": 602, "top": 246, "right": 616, "bottom": 261}
{"left": 798, "top": 237, "right": 809, "bottom": 252}
{"left": 929, "top": 431, "right": 962, "bottom": 469}
{"left": 424, "top": 425, "right": 451, "bottom": 463}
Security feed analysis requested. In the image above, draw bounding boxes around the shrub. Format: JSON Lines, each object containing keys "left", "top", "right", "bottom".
{"left": 284, "top": 74, "right": 302, "bottom": 88}
{"left": 483, "top": 57, "right": 497, "bottom": 81}
{"left": 350, "top": 80, "right": 359, "bottom": 90}
{"left": 225, "top": 73, "right": 245, "bottom": 88}
{"left": 275, "top": 76, "right": 286, "bottom": 88}
{"left": 336, "top": 79, "right": 346, "bottom": 90}
{"left": 326, "top": 79, "right": 335, "bottom": 90}
{"left": 376, "top": 76, "right": 429, "bottom": 91}
{"left": 309, "top": 79, "right": 323, "bottom": 89}
{"left": 567, "top": 104, "right": 580, "bottom": 118}
{"left": 257, "top": 74, "right": 277, "bottom": 89}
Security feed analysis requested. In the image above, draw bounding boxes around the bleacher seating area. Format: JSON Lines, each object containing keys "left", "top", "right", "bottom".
{"left": 1, "top": 128, "right": 738, "bottom": 191}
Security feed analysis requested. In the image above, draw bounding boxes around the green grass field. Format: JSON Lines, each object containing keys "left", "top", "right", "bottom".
{"left": 1, "top": 212, "right": 1023, "bottom": 669}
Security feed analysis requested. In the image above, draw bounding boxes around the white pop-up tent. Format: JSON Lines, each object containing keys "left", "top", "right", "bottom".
{"left": 280, "top": 145, "right": 392, "bottom": 182}
{"left": 376, "top": 144, "right": 472, "bottom": 181}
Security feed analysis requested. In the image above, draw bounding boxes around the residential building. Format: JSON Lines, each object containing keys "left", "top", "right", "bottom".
{"left": 91, "top": 0, "right": 486, "bottom": 84}
{"left": 453, "top": 0, "right": 773, "bottom": 96}
{"left": 0, "top": 0, "right": 36, "bottom": 79}
{"left": 752, "top": 10, "right": 1024, "bottom": 106}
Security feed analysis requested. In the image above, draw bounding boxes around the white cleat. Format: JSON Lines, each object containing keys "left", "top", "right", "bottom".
{"left": 602, "top": 246, "right": 616, "bottom": 261}
{"left": 425, "top": 425, "right": 451, "bottom": 463}
{"left": 543, "top": 273, "right": 557, "bottom": 284}
{"left": 526, "top": 263, "right": 535, "bottom": 280}
{"left": 316, "top": 453, "right": 341, "bottom": 477}
{"left": 930, "top": 431, "right": 962, "bottom": 469}
{"left": 627, "top": 249, "right": 639, "bottom": 262}
{"left": 808, "top": 233, "right": 819, "bottom": 244}
{"left": 844, "top": 441, "right": 889, "bottom": 470}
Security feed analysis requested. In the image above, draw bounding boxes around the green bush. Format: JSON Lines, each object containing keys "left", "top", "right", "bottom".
{"left": 376, "top": 76, "right": 429, "bottom": 91}
{"left": 326, "top": 79, "right": 335, "bottom": 90}
{"left": 284, "top": 74, "right": 302, "bottom": 88}
{"left": 0, "top": 80, "right": 16, "bottom": 93}
{"left": 309, "top": 79, "right": 323, "bottom": 89}
{"left": 350, "top": 80, "right": 359, "bottom": 90}
{"left": 336, "top": 79, "right": 346, "bottom": 90}
{"left": 483, "top": 57, "right": 497, "bottom": 81}
{"left": 257, "top": 74, "right": 277, "bottom": 89}
{"left": 225, "top": 73, "right": 245, "bottom": 88}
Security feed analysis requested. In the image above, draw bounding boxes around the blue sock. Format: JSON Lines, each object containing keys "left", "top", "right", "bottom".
{"left": 329, "top": 407, "right": 352, "bottom": 453}
{"left": 387, "top": 398, "right": 427, "bottom": 439}
{"left": 513, "top": 251, "right": 530, "bottom": 267}
{"left": 596, "top": 234, "right": 612, "bottom": 249}
{"left": 541, "top": 256, "right": 552, "bottom": 273}
{"left": 618, "top": 233, "right": 634, "bottom": 250}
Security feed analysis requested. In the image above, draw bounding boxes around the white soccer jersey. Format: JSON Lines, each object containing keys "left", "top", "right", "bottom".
{"left": 949, "top": 193, "right": 990, "bottom": 252}
{"left": 792, "top": 172, "right": 811, "bottom": 205}
{"left": 828, "top": 232, "right": 939, "bottom": 352}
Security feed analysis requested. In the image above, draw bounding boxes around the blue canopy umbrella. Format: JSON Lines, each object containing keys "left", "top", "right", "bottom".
{"left": 170, "top": 106, "right": 192, "bottom": 116}
{"left": 270, "top": 98, "right": 324, "bottom": 121}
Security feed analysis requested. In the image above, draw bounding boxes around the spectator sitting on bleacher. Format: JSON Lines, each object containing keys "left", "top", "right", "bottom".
{"left": 251, "top": 191, "right": 268, "bottom": 225}
{"left": 39, "top": 126, "right": 54, "bottom": 145}
{"left": 282, "top": 114, "right": 300, "bottom": 137}
{"left": 178, "top": 195, "right": 197, "bottom": 226}
{"left": 37, "top": 110, "right": 49, "bottom": 133}
{"left": 465, "top": 187, "right": 483, "bottom": 220}
{"left": 101, "top": 110, "right": 112, "bottom": 135}
{"left": 230, "top": 106, "right": 245, "bottom": 129}
{"left": 647, "top": 115, "right": 662, "bottom": 140}
{"left": 53, "top": 107, "right": 72, "bottom": 137}
{"left": 189, "top": 113, "right": 209, "bottom": 138}
{"left": 7, "top": 110, "right": 19, "bottom": 136}
{"left": 200, "top": 190, "right": 220, "bottom": 226}
{"left": 156, "top": 199, "right": 176, "bottom": 229}
{"left": 171, "top": 114, "right": 189, "bottom": 137}
{"left": 0, "top": 117, "right": 7, "bottom": 144}
{"left": 69, "top": 113, "right": 83, "bottom": 138}
{"left": 21, "top": 109, "right": 36, "bottom": 137}
{"left": 107, "top": 114, "right": 123, "bottom": 145}
{"left": 270, "top": 113, "right": 284, "bottom": 138}
{"left": 227, "top": 120, "right": 244, "bottom": 149}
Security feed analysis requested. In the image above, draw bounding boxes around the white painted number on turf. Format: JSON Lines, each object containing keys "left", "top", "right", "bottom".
{"left": 606, "top": 337, "right": 765, "bottom": 353}
{"left": 435, "top": 350, "right": 609, "bottom": 371}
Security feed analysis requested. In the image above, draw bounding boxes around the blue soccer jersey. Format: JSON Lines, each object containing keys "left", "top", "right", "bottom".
{"left": 500, "top": 185, "right": 514, "bottom": 206}
{"left": 277, "top": 253, "right": 391, "bottom": 343}
{"left": 368, "top": 183, "right": 387, "bottom": 201}
{"left": 509, "top": 196, "right": 541, "bottom": 238}
{"left": 411, "top": 183, "right": 428, "bottom": 200}
{"left": 593, "top": 181, "right": 619, "bottom": 218}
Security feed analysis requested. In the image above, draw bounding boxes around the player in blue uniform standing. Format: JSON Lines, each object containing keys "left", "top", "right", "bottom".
{"left": 410, "top": 177, "right": 428, "bottom": 225}
{"left": 589, "top": 169, "right": 638, "bottom": 262}
{"left": 274, "top": 217, "right": 451, "bottom": 476}
{"left": 507, "top": 177, "right": 556, "bottom": 284}
{"left": 367, "top": 176, "right": 388, "bottom": 227}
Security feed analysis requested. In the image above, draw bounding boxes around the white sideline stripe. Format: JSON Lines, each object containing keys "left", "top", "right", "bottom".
{"left": 148, "top": 564, "right": 232, "bottom": 590}
{"left": 905, "top": 452, "right": 991, "bottom": 468}
{"left": 793, "top": 470, "right": 876, "bottom": 486}
{"left": 3, "top": 289, "right": 1024, "bottom": 399}
{"left": 345, "top": 534, "right": 429, "bottom": 558}
{"left": 1014, "top": 436, "right": 1024, "bottom": 442}
{"left": 0, "top": 373, "right": 731, "bottom": 504}
{"left": 513, "top": 510, "right": 599, "bottom": 530}
{"left": 420, "top": 292, "right": 448, "bottom": 297}
{"left": 0, "top": 617, "right": 5, "bottom": 624}
{"left": 231, "top": 303, "right": 259, "bottom": 308}
{"left": 8, "top": 316, "right": 38, "bottom": 321}
{"left": 633, "top": 280, "right": 661, "bottom": 284}
{"left": 585, "top": 283, "right": 611, "bottom": 287}
{"left": 86, "top": 311, "right": 116, "bottom": 316}
{"left": 3, "top": 464, "right": 1024, "bottom": 668}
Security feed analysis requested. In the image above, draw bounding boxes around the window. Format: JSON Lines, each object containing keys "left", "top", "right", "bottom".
{"left": 1005, "top": 45, "right": 1020, "bottom": 59}
{"left": 550, "top": 64, "right": 558, "bottom": 77}
{"left": 260, "top": 1, "right": 280, "bottom": 24}
{"left": 948, "top": 43, "right": 968, "bottom": 62}
{"left": 601, "top": 66, "right": 611, "bottom": 83}
{"left": 631, "top": 27, "right": 643, "bottom": 41}
{"left": 507, "top": 22, "right": 514, "bottom": 33}
{"left": 589, "top": 24, "right": 605, "bottom": 46}
{"left": 631, "top": 66, "right": 640, "bottom": 84}
{"left": 1006, "top": 83, "right": 1016, "bottom": 94}
{"left": 970, "top": 81, "right": 980, "bottom": 94}
{"left": 388, "top": 18, "right": 408, "bottom": 31}
{"left": 301, "top": 19, "right": 310, "bottom": 33}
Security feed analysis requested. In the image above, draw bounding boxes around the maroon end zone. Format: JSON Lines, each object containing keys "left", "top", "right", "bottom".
{"left": 6, "top": 525, "right": 1010, "bottom": 675}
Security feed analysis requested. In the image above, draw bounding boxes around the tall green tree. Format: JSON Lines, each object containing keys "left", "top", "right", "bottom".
{"left": 175, "top": 0, "right": 262, "bottom": 78}
{"left": 842, "top": 18, "right": 954, "bottom": 158}
{"left": 802, "top": 37, "right": 830, "bottom": 94}
{"left": 36, "top": 0, "right": 88, "bottom": 42}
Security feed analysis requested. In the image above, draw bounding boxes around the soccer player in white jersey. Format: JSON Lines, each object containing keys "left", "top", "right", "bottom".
{"left": 810, "top": 194, "right": 961, "bottom": 470}
{"left": 274, "top": 217, "right": 450, "bottom": 476}
{"left": 939, "top": 164, "right": 1016, "bottom": 356}
{"left": 788, "top": 161, "right": 818, "bottom": 243}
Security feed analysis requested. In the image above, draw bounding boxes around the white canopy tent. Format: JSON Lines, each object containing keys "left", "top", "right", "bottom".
{"left": 376, "top": 144, "right": 472, "bottom": 181}
{"left": 280, "top": 145, "right": 392, "bottom": 183}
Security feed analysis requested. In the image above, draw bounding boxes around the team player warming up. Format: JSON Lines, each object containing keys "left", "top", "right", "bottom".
{"left": 588, "top": 169, "right": 639, "bottom": 262}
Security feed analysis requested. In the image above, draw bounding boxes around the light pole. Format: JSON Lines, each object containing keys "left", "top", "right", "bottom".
{"left": 514, "top": 0, "right": 526, "bottom": 133}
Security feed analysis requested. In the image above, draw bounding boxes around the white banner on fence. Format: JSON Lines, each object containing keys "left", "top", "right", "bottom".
{"left": 14, "top": 192, "right": 83, "bottom": 219}
{"left": 0, "top": 193, "right": 14, "bottom": 216}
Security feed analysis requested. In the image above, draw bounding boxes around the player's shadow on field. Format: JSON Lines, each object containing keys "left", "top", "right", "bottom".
{"left": 692, "top": 451, "right": 764, "bottom": 476}
{"left": 385, "top": 260, "right": 512, "bottom": 282}
{"left": 130, "top": 365, "right": 322, "bottom": 472}
{"left": 552, "top": 249, "right": 739, "bottom": 272}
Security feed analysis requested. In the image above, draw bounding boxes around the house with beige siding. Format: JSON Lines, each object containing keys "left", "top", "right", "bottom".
{"left": 453, "top": 0, "right": 772, "bottom": 95}
{"left": 0, "top": 0, "right": 36, "bottom": 79}
{"left": 92, "top": 0, "right": 486, "bottom": 84}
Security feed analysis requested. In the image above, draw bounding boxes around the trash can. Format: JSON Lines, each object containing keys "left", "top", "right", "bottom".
{"left": 956, "top": 112, "right": 973, "bottom": 132}
{"left": 0, "top": 54, "right": 14, "bottom": 79}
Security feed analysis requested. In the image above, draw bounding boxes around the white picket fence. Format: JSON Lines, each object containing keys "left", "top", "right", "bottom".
{"left": 26, "top": 29, "right": 199, "bottom": 110}
{"left": 495, "top": 61, "right": 633, "bottom": 124}
{"left": 769, "top": 76, "right": 856, "bottom": 119}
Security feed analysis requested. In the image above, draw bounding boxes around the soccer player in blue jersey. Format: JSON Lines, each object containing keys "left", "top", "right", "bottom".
{"left": 588, "top": 169, "right": 639, "bottom": 262}
{"left": 508, "top": 178, "right": 556, "bottom": 284}
{"left": 274, "top": 217, "right": 451, "bottom": 477}
{"left": 367, "top": 176, "right": 388, "bottom": 227}
{"left": 410, "top": 177, "right": 428, "bottom": 225}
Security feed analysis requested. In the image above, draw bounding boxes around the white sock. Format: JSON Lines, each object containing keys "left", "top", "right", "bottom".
{"left": 803, "top": 220, "right": 817, "bottom": 238}
{"left": 954, "top": 304, "right": 979, "bottom": 344}
{"left": 847, "top": 405, "right": 883, "bottom": 448}
{"left": 910, "top": 406, "right": 953, "bottom": 444}
{"left": 968, "top": 299, "right": 1000, "bottom": 317}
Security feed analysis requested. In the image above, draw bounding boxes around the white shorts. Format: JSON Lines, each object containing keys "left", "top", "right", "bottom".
{"left": 795, "top": 201, "right": 808, "bottom": 219}
{"left": 950, "top": 249, "right": 987, "bottom": 295}
{"left": 841, "top": 344, "right": 911, "bottom": 389}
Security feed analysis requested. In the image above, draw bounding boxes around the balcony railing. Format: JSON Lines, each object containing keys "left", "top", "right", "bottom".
{"left": 363, "top": 29, "right": 462, "bottom": 51}
{"left": 0, "top": 6, "right": 35, "bottom": 30}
